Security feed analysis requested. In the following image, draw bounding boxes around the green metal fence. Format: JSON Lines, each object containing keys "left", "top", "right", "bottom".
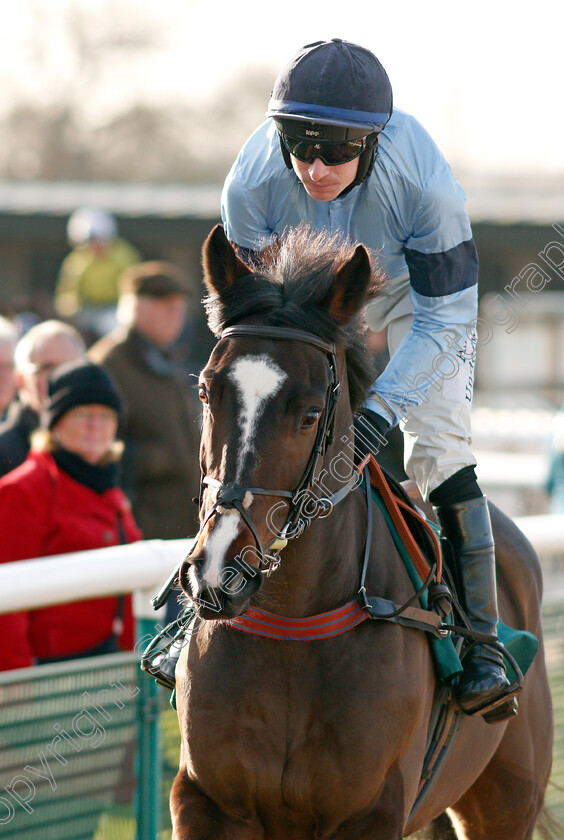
{"left": 1, "top": 608, "right": 563, "bottom": 840}
{"left": 0, "top": 651, "right": 179, "bottom": 840}
{"left": 0, "top": 653, "right": 139, "bottom": 839}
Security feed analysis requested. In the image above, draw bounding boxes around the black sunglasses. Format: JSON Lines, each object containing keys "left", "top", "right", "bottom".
{"left": 282, "top": 134, "right": 366, "bottom": 166}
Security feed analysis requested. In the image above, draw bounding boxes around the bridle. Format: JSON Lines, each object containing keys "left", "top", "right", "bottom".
{"left": 193, "top": 324, "right": 355, "bottom": 576}
{"left": 151, "top": 324, "right": 352, "bottom": 610}
{"left": 152, "top": 322, "right": 360, "bottom": 611}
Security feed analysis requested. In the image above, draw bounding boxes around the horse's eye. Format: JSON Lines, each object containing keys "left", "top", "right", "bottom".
{"left": 198, "top": 386, "right": 209, "bottom": 404}
{"left": 301, "top": 408, "right": 321, "bottom": 429}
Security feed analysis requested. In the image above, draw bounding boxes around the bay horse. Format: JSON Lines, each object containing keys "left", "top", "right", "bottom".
{"left": 171, "top": 224, "right": 554, "bottom": 839}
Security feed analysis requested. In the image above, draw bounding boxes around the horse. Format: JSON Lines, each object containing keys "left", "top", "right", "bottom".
{"left": 170, "top": 223, "right": 554, "bottom": 840}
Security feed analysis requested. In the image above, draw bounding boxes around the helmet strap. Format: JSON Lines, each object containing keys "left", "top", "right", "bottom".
{"left": 336, "top": 133, "right": 379, "bottom": 198}
{"left": 279, "top": 135, "right": 293, "bottom": 170}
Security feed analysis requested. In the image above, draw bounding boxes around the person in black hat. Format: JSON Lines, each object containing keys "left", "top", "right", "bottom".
{"left": 44, "top": 357, "right": 123, "bottom": 437}
{"left": 0, "top": 358, "right": 142, "bottom": 671}
{"left": 219, "top": 39, "right": 515, "bottom": 721}
{"left": 89, "top": 261, "right": 200, "bottom": 548}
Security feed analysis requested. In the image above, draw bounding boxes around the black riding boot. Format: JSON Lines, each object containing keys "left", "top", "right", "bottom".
{"left": 433, "top": 497, "right": 516, "bottom": 720}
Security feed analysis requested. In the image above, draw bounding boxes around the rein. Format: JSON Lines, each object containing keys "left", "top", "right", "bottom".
{"left": 224, "top": 458, "right": 447, "bottom": 642}
{"left": 152, "top": 324, "right": 443, "bottom": 637}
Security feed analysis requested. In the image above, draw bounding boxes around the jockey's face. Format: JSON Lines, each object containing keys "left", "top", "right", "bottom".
{"left": 290, "top": 155, "right": 359, "bottom": 202}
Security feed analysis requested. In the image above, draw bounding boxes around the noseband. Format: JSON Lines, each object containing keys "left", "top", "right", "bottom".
{"left": 196, "top": 324, "right": 348, "bottom": 576}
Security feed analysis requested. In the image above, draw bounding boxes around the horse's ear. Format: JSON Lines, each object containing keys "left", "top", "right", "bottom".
{"left": 324, "top": 245, "right": 373, "bottom": 325}
{"left": 202, "top": 224, "right": 252, "bottom": 294}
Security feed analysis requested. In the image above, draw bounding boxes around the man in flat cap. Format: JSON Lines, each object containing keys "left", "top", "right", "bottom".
{"left": 89, "top": 261, "right": 200, "bottom": 547}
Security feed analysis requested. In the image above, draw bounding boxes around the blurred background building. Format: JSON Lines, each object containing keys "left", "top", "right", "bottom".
{"left": 0, "top": 0, "right": 563, "bottom": 514}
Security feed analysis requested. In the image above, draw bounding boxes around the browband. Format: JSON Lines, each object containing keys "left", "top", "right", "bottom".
{"left": 221, "top": 325, "right": 336, "bottom": 356}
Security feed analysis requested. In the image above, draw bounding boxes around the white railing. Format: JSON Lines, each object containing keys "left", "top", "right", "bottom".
{"left": 0, "top": 516, "right": 563, "bottom": 617}
{"left": 0, "top": 538, "right": 190, "bottom": 618}
{"left": 514, "top": 513, "right": 564, "bottom": 555}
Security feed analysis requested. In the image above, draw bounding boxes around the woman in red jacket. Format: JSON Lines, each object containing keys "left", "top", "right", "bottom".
{"left": 0, "top": 359, "right": 142, "bottom": 670}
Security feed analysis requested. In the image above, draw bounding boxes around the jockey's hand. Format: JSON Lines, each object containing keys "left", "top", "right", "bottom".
{"left": 353, "top": 408, "right": 391, "bottom": 465}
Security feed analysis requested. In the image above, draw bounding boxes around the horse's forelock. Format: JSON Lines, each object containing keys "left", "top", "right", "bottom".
{"left": 269, "top": 225, "right": 384, "bottom": 310}
{"left": 203, "top": 225, "right": 384, "bottom": 408}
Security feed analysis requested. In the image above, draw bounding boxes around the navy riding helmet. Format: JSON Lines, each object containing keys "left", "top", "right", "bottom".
{"left": 266, "top": 39, "right": 393, "bottom": 193}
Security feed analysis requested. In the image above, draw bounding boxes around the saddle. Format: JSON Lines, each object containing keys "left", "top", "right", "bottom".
{"left": 367, "top": 459, "right": 537, "bottom": 687}
{"left": 362, "top": 459, "right": 538, "bottom": 818}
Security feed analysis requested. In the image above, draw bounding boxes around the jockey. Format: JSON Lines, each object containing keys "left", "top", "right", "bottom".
{"left": 219, "top": 39, "right": 516, "bottom": 720}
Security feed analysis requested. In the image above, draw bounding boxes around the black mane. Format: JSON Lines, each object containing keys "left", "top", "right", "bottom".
{"left": 204, "top": 226, "right": 386, "bottom": 410}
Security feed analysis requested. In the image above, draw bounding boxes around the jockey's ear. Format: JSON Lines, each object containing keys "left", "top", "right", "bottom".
{"left": 323, "top": 244, "right": 373, "bottom": 325}
{"left": 202, "top": 224, "right": 252, "bottom": 294}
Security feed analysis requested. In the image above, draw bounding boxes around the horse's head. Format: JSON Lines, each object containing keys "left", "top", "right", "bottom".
{"left": 180, "top": 224, "right": 384, "bottom": 618}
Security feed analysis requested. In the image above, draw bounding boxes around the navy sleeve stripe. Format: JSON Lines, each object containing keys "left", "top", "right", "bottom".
{"left": 403, "top": 238, "right": 478, "bottom": 297}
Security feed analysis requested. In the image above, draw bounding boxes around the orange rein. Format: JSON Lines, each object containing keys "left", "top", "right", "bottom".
{"left": 362, "top": 455, "right": 443, "bottom": 583}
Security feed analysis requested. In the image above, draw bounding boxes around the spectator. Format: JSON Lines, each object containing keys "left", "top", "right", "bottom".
{"left": 0, "top": 359, "right": 142, "bottom": 671}
{"left": 89, "top": 261, "right": 200, "bottom": 542}
{"left": 55, "top": 207, "right": 141, "bottom": 342}
{"left": 0, "top": 316, "right": 17, "bottom": 421}
{"left": 0, "top": 320, "right": 86, "bottom": 478}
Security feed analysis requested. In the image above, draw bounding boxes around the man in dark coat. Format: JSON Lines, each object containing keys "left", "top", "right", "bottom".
{"left": 89, "top": 262, "right": 200, "bottom": 541}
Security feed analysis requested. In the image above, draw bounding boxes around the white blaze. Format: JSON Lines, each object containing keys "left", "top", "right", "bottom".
{"left": 200, "top": 354, "right": 286, "bottom": 591}
{"left": 228, "top": 354, "right": 286, "bottom": 480}
{"left": 202, "top": 513, "right": 241, "bottom": 589}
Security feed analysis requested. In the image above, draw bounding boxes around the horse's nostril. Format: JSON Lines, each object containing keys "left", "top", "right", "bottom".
{"left": 179, "top": 559, "right": 198, "bottom": 594}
